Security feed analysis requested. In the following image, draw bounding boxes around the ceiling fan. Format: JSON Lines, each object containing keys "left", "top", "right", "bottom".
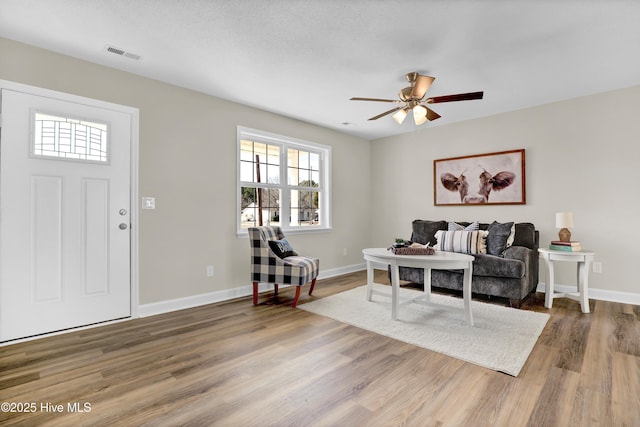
{"left": 350, "top": 71, "right": 483, "bottom": 125}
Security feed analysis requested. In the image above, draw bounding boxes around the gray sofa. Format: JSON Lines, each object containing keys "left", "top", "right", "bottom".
{"left": 398, "top": 220, "right": 539, "bottom": 307}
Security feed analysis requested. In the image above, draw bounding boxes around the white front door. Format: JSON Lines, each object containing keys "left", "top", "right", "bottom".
{"left": 0, "top": 88, "right": 133, "bottom": 342}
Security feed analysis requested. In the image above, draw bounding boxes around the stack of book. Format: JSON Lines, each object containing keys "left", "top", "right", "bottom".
{"left": 549, "top": 240, "right": 582, "bottom": 251}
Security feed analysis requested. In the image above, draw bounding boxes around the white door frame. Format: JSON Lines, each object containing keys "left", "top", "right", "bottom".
{"left": 0, "top": 79, "right": 139, "bottom": 338}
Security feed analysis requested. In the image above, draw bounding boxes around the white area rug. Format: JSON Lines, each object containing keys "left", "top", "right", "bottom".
{"left": 299, "top": 284, "right": 549, "bottom": 376}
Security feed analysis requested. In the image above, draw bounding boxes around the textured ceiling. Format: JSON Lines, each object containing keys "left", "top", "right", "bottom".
{"left": 1, "top": 0, "right": 639, "bottom": 140}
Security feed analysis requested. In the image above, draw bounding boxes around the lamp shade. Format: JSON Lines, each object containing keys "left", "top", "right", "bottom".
{"left": 555, "top": 212, "right": 575, "bottom": 228}
{"left": 392, "top": 109, "right": 407, "bottom": 124}
{"left": 412, "top": 105, "right": 427, "bottom": 125}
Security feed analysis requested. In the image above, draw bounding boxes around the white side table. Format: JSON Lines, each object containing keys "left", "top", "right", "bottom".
{"left": 538, "top": 248, "right": 595, "bottom": 313}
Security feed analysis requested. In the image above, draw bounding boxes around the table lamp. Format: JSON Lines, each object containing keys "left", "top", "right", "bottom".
{"left": 555, "top": 212, "right": 574, "bottom": 242}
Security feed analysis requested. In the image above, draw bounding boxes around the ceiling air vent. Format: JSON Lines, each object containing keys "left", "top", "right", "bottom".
{"left": 106, "top": 45, "right": 141, "bottom": 61}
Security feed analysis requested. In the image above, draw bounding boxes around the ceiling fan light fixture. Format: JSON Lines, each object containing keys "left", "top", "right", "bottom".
{"left": 413, "top": 105, "right": 428, "bottom": 125}
{"left": 349, "top": 72, "right": 483, "bottom": 125}
{"left": 392, "top": 109, "right": 408, "bottom": 124}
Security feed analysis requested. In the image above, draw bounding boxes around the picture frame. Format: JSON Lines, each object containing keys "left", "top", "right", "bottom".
{"left": 434, "top": 149, "right": 526, "bottom": 206}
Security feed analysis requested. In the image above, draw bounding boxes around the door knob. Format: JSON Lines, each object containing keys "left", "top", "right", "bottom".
{"left": 119, "top": 223, "right": 128, "bottom": 230}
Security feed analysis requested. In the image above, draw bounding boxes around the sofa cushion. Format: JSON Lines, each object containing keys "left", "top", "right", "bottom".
{"left": 410, "top": 220, "right": 447, "bottom": 246}
{"left": 472, "top": 254, "right": 525, "bottom": 279}
{"left": 512, "top": 222, "right": 537, "bottom": 249}
{"left": 486, "top": 221, "right": 515, "bottom": 256}
{"left": 434, "top": 230, "right": 488, "bottom": 254}
{"left": 440, "top": 254, "right": 525, "bottom": 279}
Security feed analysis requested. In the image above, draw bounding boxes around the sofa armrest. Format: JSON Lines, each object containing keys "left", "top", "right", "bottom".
{"left": 503, "top": 245, "right": 531, "bottom": 261}
{"left": 503, "top": 245, "right": 539, "bottom": 292}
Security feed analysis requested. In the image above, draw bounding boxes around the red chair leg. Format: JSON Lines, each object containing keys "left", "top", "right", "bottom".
{"left": 274, "top": 284, "right": 279, "bottom": 295}
{"left": 252, "top": 282, "right": 259, "bottom": 305}
{"left": 292, "top": 286, "right": 302, "bottom": 308}
{"left": 308, "top": 278, "right": 317, "bottom": 296}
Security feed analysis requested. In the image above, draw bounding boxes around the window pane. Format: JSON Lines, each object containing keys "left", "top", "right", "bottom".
{"left": 240, "top": 160, "right": 254, "bottom": 182}
{"left": 288, "top": 148, "right": 319, "bottom": 187}
{"left": 266, "top": 164, "right": 279, "bottom": 184}
{"left": 287, "top": 152, "right": 297, "bottom": 185}
{"left": 288, "top": 149, "right": 299, "bottom": 168}
{"left": 310, "top": 152, "right": 320, "bottom": 171}
{"left": 299, "top": 151, "right": 309, "bottom": 169}
{"left": 33, "top": 112, "right": 108, "bottom": 163}
{"left": 240, "top": 140, "right": 280, "bottom": 184}
{"left": 240, "top": 140, "right": 255, "bottom": 161}
{"left": 254, "top": 142, "right": 267, "bottom": 157}
{"left": 267, "top": 145, "right": 280, "bottom": 165}
{"left": 289, "top": 189, "right": 319, "bottom": 227}
{"left": 298, "top": 169, "right": 310, "bottom": 186}
{"left": 240, "top": 186, "right": 281, "bottom": 229}
{"left": 258, "top": 162, "right": 267, "bottom": 183}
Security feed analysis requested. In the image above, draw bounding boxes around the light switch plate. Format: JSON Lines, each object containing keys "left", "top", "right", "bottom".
{"left": 142, "top": 197, "right": 156, "bottom": 209}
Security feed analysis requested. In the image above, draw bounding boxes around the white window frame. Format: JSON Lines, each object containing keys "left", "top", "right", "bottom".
{"left": 236, "top": 126, "right": 331, "bottom": 236}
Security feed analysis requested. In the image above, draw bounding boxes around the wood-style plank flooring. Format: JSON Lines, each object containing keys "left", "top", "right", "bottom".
{"left": 1, "top": 270, "right": 639, "bottom": 426}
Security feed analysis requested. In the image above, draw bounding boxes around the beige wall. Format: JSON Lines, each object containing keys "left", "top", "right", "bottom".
{"left": 0, "top": 37, "right": 372, "bottom": 305}
{"left": 371, "top": 85, "right": 640, "bottom": 295}
{"left": 2, "top": 36, "right": 638, "bottom": 304}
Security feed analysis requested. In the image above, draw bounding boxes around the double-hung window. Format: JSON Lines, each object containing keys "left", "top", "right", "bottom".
{"left": 237, "top": 126, "right": 331, "bottom": 235}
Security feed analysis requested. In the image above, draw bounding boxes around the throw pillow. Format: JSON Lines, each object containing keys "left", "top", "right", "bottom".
{"left": 486, "top": 221, "right": 515, "bottom": 256}
{"left": 434, "top": 230, "right": 488, "bottom": 254}
{"left": 268, "top": 238, "right": 298, "bottom": 258}
{"left": 411, "top": 220, "right": 447, "bottom": 246}
{"left": 448, "top": 221, "right": 479, "bottom": 231}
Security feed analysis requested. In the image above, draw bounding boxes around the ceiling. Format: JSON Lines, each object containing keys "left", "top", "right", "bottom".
{"left": 1, "top": 0, "right": 639, "bottom": 140}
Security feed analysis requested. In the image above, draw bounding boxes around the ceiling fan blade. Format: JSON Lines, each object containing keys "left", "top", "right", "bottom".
{"left": 426, "top": 107, "right": 441, "bottom": 121}
{"left": 410, "top": 75, "right": 435, "bottom": 99}
{"left": 350, "top": 97, "right": 400, "bottom": 103}
{"left": 427, "top": 91, "right": 484, "bottom": 104}
{"left": 368, "top": 107, "right": 403, "bottom": 121}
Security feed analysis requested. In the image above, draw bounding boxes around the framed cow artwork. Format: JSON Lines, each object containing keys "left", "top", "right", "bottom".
{"left": 434, "top": 149, "right": 526, "bottom": 206}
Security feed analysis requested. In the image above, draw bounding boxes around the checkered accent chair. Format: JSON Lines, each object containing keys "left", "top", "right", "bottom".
{"left": 249, "top": 226, "right": 320, "bottom": 307}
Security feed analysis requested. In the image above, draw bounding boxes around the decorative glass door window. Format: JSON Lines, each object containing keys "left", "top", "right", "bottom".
{"left": 32, "top": 112, "right": 109, "bottom": 163}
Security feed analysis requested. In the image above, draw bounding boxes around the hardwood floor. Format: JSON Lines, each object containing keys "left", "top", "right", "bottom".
{"left": 1, "top": 270, "right": 639, "bottom": 426}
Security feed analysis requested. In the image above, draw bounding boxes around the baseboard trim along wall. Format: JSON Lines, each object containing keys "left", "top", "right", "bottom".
{"left": 536, "top": 283, "right": 640, "bottom": 307}
{"left": 139, "top": 268, "right": 640, "bottom": 318}
{"left": 137, "top": 263, "right": 366, "bottom": 318}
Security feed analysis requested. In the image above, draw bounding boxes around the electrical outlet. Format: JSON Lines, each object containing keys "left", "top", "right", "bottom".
{"left": 592, "top": 262, "right": 602, "bottom": 273}
{"left": 342, "top": 248, "right": 348, "bottom": 256}
{"left": 206, "top": 266, "right": 214, "bottom": 277}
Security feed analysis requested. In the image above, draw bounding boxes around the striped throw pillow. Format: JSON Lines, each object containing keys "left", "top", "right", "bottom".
{"left": 434, "top": 230, "right": 488, "bottom": 254}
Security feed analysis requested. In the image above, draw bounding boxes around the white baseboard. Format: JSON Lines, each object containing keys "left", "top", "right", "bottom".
{"left": 536, "top": 282, "right": 640, "bottom": 306}
{"left": 138, "top": 286, "right": 251, "bottom": 318}
{"left": 318, "top": 262, "right": 366, "bottom": 279}
{"left": 139, "top": 271, "right": 640, "bottom": 319}
{"left": 138, "top": 263, "right": 366, "bottom": 318}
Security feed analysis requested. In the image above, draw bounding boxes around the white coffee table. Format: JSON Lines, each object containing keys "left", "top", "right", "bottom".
{"left": 362, "top": 248, "right": 475, "bottom": 325}
{"left": 539, "top": 247, "right": 595, "bottom": 313}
